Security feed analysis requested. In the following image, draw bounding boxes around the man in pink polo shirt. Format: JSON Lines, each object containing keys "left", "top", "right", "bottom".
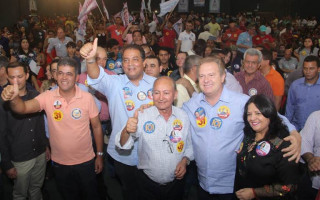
{"left": 1, "top": 57, "right": 103, "bottom": 200}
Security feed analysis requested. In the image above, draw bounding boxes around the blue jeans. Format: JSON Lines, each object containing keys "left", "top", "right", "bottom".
{"left": 52, "top": 159, "right": 100, "bottom": 200}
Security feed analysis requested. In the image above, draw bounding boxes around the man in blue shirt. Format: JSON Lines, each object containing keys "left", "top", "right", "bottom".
{"left": 236, "top": 24, "right": 255, "bottom": 54}
{"left": 182, "top": 56, "right": 301, "bottom": 199}
{"left": 80, "top": 38, "right": 155, "bottom": 200}
{"left": 286, "top": 55, "right": 320, "bottom": 131}
{"left": 106, "top": 39, "right": 123, "bottom": 74}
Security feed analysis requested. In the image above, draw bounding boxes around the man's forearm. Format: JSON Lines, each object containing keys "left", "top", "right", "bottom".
{"left": 86, "top": 59, "right": 100, "bottom": 79}
{"left": 302, "top": 152, "right": 314, "bottom": 163}
{"left": 10, "top": 96, "right": 27, "bottom": 114}
{"left": 120, "top": 128, "right": 130, "bottom": 147}
{"left": 93, "top": 125, "right": 104, "bottom": 153}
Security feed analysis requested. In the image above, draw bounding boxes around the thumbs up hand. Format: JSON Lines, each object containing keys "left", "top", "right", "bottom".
{"left": 80, "top": 38, "right": 98, "bottom": 60}
{"left": 1, "top": 80, "right": 19, "bottom": 101}
{"left": 125, "top": 110, "right": 139, "bottom": 134}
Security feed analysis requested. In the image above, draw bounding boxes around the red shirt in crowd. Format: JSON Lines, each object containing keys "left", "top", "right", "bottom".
{"left": 158, "top": 28, "right": 176, "bottom": 49}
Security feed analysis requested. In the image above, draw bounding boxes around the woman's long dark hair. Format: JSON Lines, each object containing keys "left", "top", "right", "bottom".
{"left": 18, "top": 38, "right": 33, "bottom": 55}
{"left": 243, "top": 94, "right": 289, "bottom": 140}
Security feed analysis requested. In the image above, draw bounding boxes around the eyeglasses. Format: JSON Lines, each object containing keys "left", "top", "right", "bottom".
{"left": 163, "top": 138, "right": 173, "bottom": 154}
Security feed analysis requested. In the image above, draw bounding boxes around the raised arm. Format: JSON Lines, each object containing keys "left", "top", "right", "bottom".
{"left": 1, "top": 82, "right": 40, "bottom": 114}
{"left": 80, "top": 38, "right": 100, "bottom": 79}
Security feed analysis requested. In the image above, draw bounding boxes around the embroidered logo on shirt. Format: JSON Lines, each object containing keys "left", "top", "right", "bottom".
{"left": 84, "top": 80, "right": 88, "bottom": 87}
{"left": 53, "top": 110, "right": 63, "bottom": 121}
{"left": 143, "top": 121, "right": 155, "bottom": 134}
{"left": 217, "top": 106, "right": 230, "bottom": 119}
{"left": 177, "top": 141, "right": 184, "bottom": 153}
{"left": 123, "top": 87, "right": 133, "bottom": 99}
{"left": 256, "top": 141, "right": 271, "bottom": 156}
{"left": 125, "top": 100, "right": 135, "bottom": 111}
{"left": 173, "top": 119, "right": 183, "bottom": 131}
{"left": 210, "top": 117, "right": 222, "bottom": 129}
{"left": 71, "top": 108, "right": 82, "bottom": 120}
{"left": 53, "top": 100, "right": 62, "bottom": 109}
{"left": 248, "top": 88, "right": 257, "bottom": 96}
{"left": 147, "top": 89, "right": 153, "bottom": 100}
{"left": 194, "top": 107, "right": 207, "bottom": 128}
{"left": 137, "top": 91, "right": 147, "bottom": 101}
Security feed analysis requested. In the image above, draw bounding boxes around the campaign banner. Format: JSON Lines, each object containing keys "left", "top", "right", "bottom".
{"left": 209, "top": 0, "right": 220, "bottom": 13}
{"left": 178, "top": 0, "right": 188, "bottom": 12}
{"left": 194, "top": 0, "right": 205, "bottom": 7}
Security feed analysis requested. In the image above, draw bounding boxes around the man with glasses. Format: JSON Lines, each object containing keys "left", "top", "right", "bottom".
{"left": 116, "top": 76, "right": 193, "bottom": 200}
{"left": 234, "top": 48, "right": 274, "bottom": 100}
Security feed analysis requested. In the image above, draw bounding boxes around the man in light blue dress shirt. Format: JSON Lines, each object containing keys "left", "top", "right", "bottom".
{"left": 116, "top": 76, "right": 193, "bottom": 200}
{"left": 182, "top": 56, "right": 301, "bottom": 199}
{"left": 80, "top": 38, "right": 156, "bottom": 200}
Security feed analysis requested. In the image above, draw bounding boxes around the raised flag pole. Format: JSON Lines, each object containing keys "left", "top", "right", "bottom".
{"left": 95, "top": 1, "right": 105, "bottom": 18}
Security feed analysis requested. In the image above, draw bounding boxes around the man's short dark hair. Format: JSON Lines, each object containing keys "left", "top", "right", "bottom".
{"left": 158, "top": 47, "right": 170, "bottom": 54}
{"left": 132, "top": 30, "right": 142, "bottom": 37}
{"left": 261, "top": 49, "right": 272, "bottom": 61}
{"left": 304, "top": 55, "right": 320, "bottom": 68}
{"left": 106, "top": 38, "right": 119, "bottom": 49}
{"left": 50, "top": 58, "right": 60, "bottom": 71}
{"left": 0, "top": 55, "right": 9, "bottom": 68}
{"left": 6, "top": 62, "right": 28, "bottom": 74}
{"left": 57, "top": 57, "right": 78, "bottom": 73}
{"left": 122, "top": 44, "right": 145, "bottom": 60}
{"left": 145, "top": 55, "right": 161, "bottom": 67}
{"left": 66, "top": 41, "right": 76, "bottom": 48}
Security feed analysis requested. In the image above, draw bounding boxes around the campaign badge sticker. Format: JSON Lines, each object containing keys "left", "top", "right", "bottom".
{"left": 248, "top": 88, "right": 257, "bottom": 96}
{"left": 143, "top": 121, "right": 155, "bottom": 134}
{"left": 147, "top": 89, "right": 153, "bottom": 100}
{"left": 108, "top": 63, "right": 115, "bottom": 70}
{"left": 217, "top": 106, "right": 230, "bottom": 119}
{"left": 71, "top": 108, "right": 82, "bottom": 120}
{"left": 169, "top": 130, "right": 182, "bottom": 143}
{"left": 52, "top": 110, "right": 63, "bottom": 121}
{"left": 53, "top": 100, "right": 62, "bottom": 109}
{"left": 123, "top": 87, "right": 133, "bottom": 99}
{"left": 173, "top": 119, "right": 183, "bottom": 131}
{"left": 256, "top": 141, "right": 271, "bottom": 156}
{"left": 210, "top": 117, "right": 223, "bottom": 130}
{"left": 148, "top": 101, "right": 154, "bottom": 106}
{"left": 177, "top": 141, "right": 184, "bottom": 153}
{"left": 125, "top": 100, "right": 135, "bottom": 111}
{"left": 137, "top": 91, "right": 147, "bottom": 101}
{"left": 194, "top": 107, "right": 207, "bottom": 128}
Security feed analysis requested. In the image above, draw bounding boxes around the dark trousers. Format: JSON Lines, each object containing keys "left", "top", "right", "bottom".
{"left": 198, "top": 186, "right": 236, "bottom": 200}
{"left": 298, "top": 166, "right": 318, "bottom": 200}
{"left": 52, "top": 159, "right": 100, "bottom": 200}
{"left": 137, "top": 169, "right": 185, "bottom": 200}
{"left": 114, "top": 160, "right": 139, "bottom": 200}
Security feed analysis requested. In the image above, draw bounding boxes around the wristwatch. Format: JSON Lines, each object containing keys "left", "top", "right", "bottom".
{"left": 183, "top": 156, "right": 190, "bottom": 165}
{"left": 97, "top": 152, "right": 104, "bottom": 156}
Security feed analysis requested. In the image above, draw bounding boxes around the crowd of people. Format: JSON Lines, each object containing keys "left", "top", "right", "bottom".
{"left": 0, "top": 9, "right": 320, "bottom": 200}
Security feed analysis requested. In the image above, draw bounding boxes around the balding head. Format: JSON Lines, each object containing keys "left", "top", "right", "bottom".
{"left": 96, "top": 47, "right": 108, "bottom": 67}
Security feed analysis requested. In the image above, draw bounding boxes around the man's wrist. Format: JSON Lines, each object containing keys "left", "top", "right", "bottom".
{"left": 183, "top": 156, "right": 190, "bottom": 165}
{"left": 86, "top": 58, "right": 96, "bottom": 64}
{"left": 96, "top": 152, "right": 104, "bottom": 156}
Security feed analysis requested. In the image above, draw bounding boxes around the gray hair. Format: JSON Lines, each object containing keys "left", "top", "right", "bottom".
{"left": 183, "top": 55, "right": 202, "bottom": 74}
{"left": 244, "top": 48, "right": 263, "bottom": 63}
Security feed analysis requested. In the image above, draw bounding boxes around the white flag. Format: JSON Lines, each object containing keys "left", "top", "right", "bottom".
{"left": 147, "top": 0, "right": 152, "bottom": 13}
{"left": 140, "top": 0, "right": 146, "bottom": 23}
{"left": 121, "top": 2, "right": 130, "bottom": 27}
{"left": 101, "top": 0, "right": 109, "bottom": 19}
{"left": 158, "top": 0, "right": 179, "bottom": 17}
{"left": 153, "top": 12, "right": 159, "bottom": 24}
{"left": 78, "top": 0, "right": 98, "bottom": 21}
{"left": 173, "top": 18, "right": 183, "bottom": 36}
